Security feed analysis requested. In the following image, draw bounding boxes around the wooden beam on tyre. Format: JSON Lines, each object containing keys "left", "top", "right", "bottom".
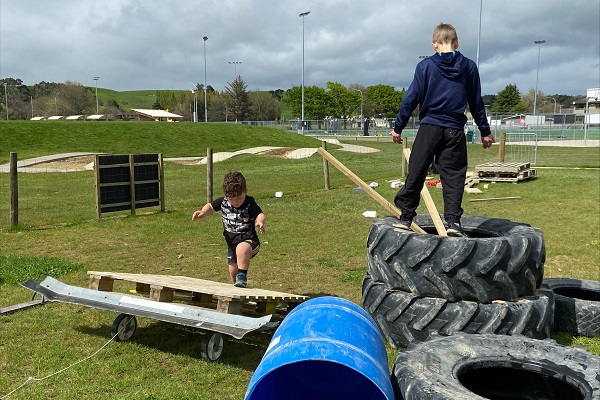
{"left": 402, "top": 148, "right": 448, "bottom": 236}
{"left": 317, "top": 147, "right": 426, "bottom": 234}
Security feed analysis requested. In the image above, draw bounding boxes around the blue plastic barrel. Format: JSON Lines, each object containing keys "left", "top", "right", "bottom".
{"left": 244, "top": 296, "right": 393, "bottom": 400}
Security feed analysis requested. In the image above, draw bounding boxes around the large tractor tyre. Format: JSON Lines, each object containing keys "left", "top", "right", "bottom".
{"left": 542, "top": 277, "right": 600, "bottom": 337}
{"left": 391, "top": 333, "right": 600, "bottom": 400}
{"left": 361, "top": 275, "right": 554, "bottom": 348}
{"left": 366, "top": 215, "right": 545, "bottom": 302}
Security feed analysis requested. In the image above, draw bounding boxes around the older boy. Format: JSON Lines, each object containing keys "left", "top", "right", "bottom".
{"left": 391, "top": 22, "right": 495, "bottom": 237}
{"left": 192, "top": 171, "right": 265, "bottom": 288}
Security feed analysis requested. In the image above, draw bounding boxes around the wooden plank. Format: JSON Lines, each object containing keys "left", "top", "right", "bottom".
{"left": 216, "top": 297, "right": 242, "bottom": 314}
{"left": 0, "top": 299, "right": 44, "bottom": 315}
{"left": 317, "top": 148, "right": 427, "bottom": 234}
{"left": 402, "top": 149, "right": 447, "bottom": 236}
{"left": 468, "top": 196, "right": 522, "bottom": 202}
{"left": 149, "top": 285, "right": 174, "bottom": 302}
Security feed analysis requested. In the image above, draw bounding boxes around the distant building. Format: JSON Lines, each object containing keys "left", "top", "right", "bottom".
{"left": 131, "top": 109, "right": 183, "bottom": 122}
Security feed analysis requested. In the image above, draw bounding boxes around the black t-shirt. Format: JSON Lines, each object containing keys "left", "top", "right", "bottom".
{"left": 211, "top": 195, "right": 263, "bottom": 248}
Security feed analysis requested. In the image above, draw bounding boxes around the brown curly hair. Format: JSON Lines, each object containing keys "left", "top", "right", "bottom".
{"left": 222, "top": 171, "right": 247, "bottom": 197}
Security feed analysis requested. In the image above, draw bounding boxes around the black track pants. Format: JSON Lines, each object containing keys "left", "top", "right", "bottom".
{"left": 394, "top": 124, "right": 467, "bottom": 224}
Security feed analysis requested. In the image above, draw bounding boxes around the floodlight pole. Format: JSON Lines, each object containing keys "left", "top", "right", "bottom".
{"left": 203, "top": 36, "right": 208, "bottom": 123}
{"left": 351, "top": 88, "right": 363, "bottom": 122}
{"left": 299, "top": 11, "right": 310, "bottom": 135}
{"left": 228, "top": 61, "right": 241, "bottom": 79}
{"left": 533, "top": 40, "right": 545, "bottom": 122}
{"left": 93, "top": 77, "right": 99, "bottom": 114}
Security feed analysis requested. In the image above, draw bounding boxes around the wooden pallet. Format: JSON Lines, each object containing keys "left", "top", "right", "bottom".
{"left": 88, "top": 271, "right": 308, "bottom": 315}
{"left": 474, "top": 162, "right": 536, "bottom": 183}
{"left": 475, "top": 162, "right": 531, "bottom": 173}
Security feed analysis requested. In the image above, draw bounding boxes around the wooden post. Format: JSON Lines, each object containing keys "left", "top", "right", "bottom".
{"left": 206, "top": 148, "right": 213, "bottom": 203}
{"left": 322, "top": 141, "right": 330, "bottom": 190}
{"left": 317, "top": 148, "right": 426, "bottom": 234}
{"left": 129, "top": 154, "right": 136, "bottom": 216}
{"left": 401, "top": 139, "right": 408, "bottom": 178}
{"left": 9, "top": 152, "right": 18, "bottom": 227}
{"left": 499, "top": 132, "right": 506, "bottom": 162}
{"left": 159, "top": 153, "right": 165, "bottom": 212}
{"left": 402, "top": 148, "right": 447, "bottom": 236}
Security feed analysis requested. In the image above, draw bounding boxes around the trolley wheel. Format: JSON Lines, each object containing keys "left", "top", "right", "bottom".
{"left": 200, "top": 331, "right": 225, "bottom": 361}
{"left": 111, "top": 314, "right": 137, "bottom": 342}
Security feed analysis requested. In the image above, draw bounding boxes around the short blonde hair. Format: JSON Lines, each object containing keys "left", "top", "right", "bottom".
{"left": 432, "top": 23, "right": 458, "bottom": 46}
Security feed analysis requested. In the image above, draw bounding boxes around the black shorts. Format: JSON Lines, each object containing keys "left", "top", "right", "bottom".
{"left": 227, "top": 239, "right": 260, "bottom": 264}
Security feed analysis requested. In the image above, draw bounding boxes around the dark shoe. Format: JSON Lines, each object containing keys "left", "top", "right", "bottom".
{"left": 396, "top": 219, "right": 412, "bottom": 231}
{"left": 234, "top": 273, "right": 247, "bottom": 288}
{"left": 447, "top": 222, "right": 468, "bottom": 238}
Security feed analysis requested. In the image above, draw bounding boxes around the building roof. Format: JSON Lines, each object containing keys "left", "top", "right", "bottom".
{"left": 131, "top": 109, "right": 183, "bottom": 119}
{"left": 65, "top": 115, "right": 85, "bottom": 120}
{"left": 47, "top": 116, "right": 64, "bottom": 120}
{"left": 30, "top": 116, "right": 45, "bottom": 121}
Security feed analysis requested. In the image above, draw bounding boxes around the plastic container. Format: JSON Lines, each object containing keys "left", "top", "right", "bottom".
{"left": 244, "top": 296, "right": 393, "bottom": 400}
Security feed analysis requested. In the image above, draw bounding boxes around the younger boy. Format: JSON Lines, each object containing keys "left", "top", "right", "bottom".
{"left": 391, "top": 22, "right": 495, "bottom": 237}
{"left": 192, "top": 171, "right": 265, "bottom": 288}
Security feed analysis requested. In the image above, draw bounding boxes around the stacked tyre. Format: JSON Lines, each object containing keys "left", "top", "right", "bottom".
{"left": 362, "top": 215, "right": 553, "bottom": 348}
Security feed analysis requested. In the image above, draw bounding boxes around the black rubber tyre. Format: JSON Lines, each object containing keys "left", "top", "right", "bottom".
{"left": 111, "top": 314, "right": 137, "bottom": 342}
{"left": 392, "top": 333, "right": 600, "bottom": 400}
{"left": 367, "top": 215, "right": 545, "bottom": 302}
{"left": 200, "top": 331, "right": 224, "bottom": 362}
{"left": 362, "top": 275, "right": 554, "bottom": 348}
{"left": 542, "top": 278, "right": 600, "bottom": 337}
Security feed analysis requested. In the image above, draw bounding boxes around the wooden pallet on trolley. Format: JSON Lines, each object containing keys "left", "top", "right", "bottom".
{"left": 474, "top": 162, "right": 537, "bottom": 183}
{"left": 88, "top": 271, "right": 308, "bottom": 316}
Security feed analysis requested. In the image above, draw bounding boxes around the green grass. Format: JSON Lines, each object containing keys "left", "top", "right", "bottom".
{"left": 96, "top": 88, "right": 158, "bottom": 110}
{"left": 0, "top": 121, "right": 598, "bottom": 399}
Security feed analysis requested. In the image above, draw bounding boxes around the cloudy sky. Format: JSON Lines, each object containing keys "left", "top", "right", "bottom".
{"left": 1, "top": 0, "right": 599, "bottom": 97}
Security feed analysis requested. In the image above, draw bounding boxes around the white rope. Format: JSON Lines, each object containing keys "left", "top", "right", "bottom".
{"left": 1, "top": 316, "right": 134, "bottom": 399}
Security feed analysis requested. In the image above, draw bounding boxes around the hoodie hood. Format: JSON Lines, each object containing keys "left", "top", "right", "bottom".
{"left": 430, "top": 50, "right": 464, "bottom": 79}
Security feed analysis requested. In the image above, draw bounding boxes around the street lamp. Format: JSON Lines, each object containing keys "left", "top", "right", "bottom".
{"left": 187, "top": 82, "right": 198, "bottom": 122}
{"left": 544, "top": 96, "right": 557, "bottom": 113}
{"left": 533, "top": 40, "right": 545, "bottom": 120}
{"left": 228, "top": 61, "right": 241, "bottom": 79}
{"left": 476, "top": 0, "right": 482, "bottom": 68}
{"left": 351, "top": 88, "right": 363, "bottom": 121}
{"left": 299, "top": 10, "right": 310, "bottom": 134}
{"left": 203, "top": 36, "right": 208, "bottom": 123}
{"left": 93, "top": 77, "right": 99, "bottom": 114}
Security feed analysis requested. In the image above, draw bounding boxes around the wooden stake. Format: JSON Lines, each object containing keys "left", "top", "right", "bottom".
{"left": 402, "top": 148, "right": 447, "bottom": 236}
{"left": 317, "top": 148, "right": 426, "bottom": 234}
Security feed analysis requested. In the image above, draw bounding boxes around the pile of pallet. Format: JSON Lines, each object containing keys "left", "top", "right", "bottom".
{"left": 474, "top": 162, "right": 537, "bottom": 183}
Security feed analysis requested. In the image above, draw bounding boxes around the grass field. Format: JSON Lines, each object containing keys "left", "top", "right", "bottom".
{"left": 0, "top": 120, "right": 598, "bottom": 399}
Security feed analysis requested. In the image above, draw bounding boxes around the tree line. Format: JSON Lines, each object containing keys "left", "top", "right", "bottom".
{"left": 0, "top": 76, "right": 586, "bottom": 121}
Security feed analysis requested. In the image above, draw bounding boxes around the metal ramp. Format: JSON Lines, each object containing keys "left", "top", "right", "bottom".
{"left": 21, "top": 276, "right": 272, "bottom": 340}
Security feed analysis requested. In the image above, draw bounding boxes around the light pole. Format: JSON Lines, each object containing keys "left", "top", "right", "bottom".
{"left": 351, "top": 88, "right": 363, "bottom": 122}
{"left": 203, "top": 36, "right": 208, "bottom": 122}
{"left": 187, "top": 82, "right": 198, "bottom": 122}
{"left": 476, "top": 0, "right": 482, "bottom": 68}
{"left": 533, "top": 40, "right": 545, "bottom": 120}
{"left": 544, "top": 96, "right": 557, "bottom": 113}
{"left": 93, "top": 77, "right": 99, "bottom": 113}
{"left": 299, "top": 11, "right": 310, "bottom": 134}
{"left": 228, "top": 61, "right": 241, "bottom": 79}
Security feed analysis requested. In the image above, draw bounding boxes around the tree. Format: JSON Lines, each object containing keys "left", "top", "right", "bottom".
{"left": 225, "top": 76, "right": 250, "bottom": 121}
{"left": 365, "top": 84, "right": 404, "bottom": 118}
{"left": 249, "top": 92, "right": 279, "bottom": 121}
{"left": 491, "top": 84, "right": 526, "bottom": 113}
{"left": 326, "top": 81, "right": 357, "bottom": 118}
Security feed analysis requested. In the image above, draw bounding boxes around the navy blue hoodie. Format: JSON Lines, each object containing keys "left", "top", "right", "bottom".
{"left": 393, "top": 51, "right": 491, "bottom": 137}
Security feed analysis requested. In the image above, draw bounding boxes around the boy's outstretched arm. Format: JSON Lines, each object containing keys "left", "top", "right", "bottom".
{"left": 192, "top": 203, "right": 215, "bottom": 220}
{"left": 255, "top": 212, "right": 266, "bottom": 234}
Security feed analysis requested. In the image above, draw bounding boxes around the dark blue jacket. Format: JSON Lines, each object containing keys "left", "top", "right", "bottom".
{"left": 393, "top": 51, "right": 491, "bottom": 137}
